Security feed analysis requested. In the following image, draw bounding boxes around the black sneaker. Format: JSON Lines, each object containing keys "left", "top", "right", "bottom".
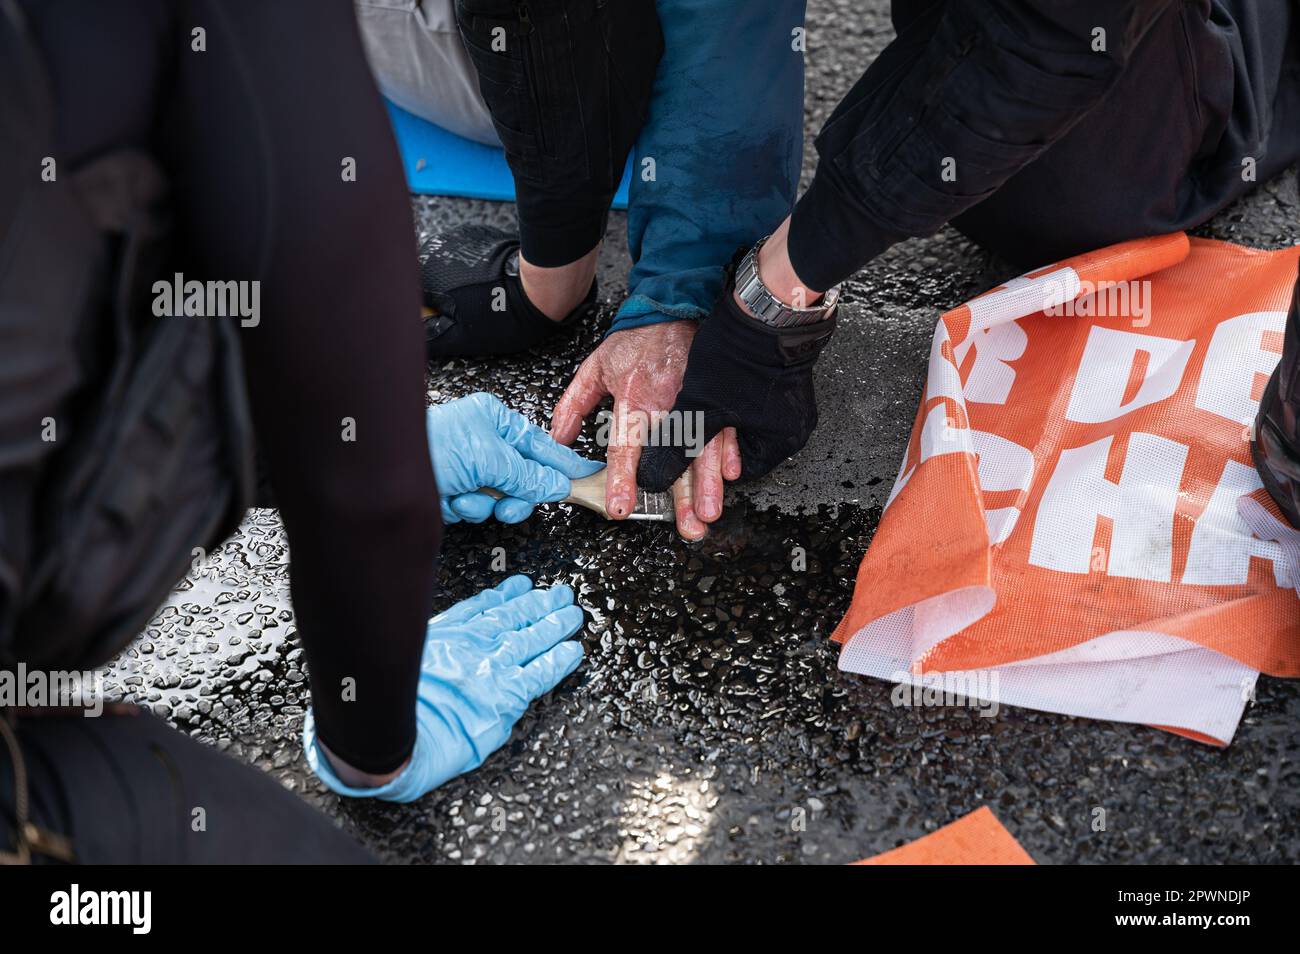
{"left": 419, "top": 223, "right": 596, "bottom": 358}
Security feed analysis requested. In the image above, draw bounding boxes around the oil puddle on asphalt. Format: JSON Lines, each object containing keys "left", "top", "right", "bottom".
{"left": 335, "top": 496, "right": 891, "bottom": 863}
{"left": 104, "top": 494, "right": 896, "bottom": 864}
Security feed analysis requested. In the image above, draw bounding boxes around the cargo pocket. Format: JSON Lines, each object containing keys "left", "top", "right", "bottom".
{"left": 456, "top": 7, "right": 545, "bottom": 181}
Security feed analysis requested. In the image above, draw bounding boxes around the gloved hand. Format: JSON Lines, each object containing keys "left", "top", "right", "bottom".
{"left": 637, "top": 283, "right": 835, "bottom": 492}
{"left": 304, "top": 575, "right": 585, "bottom": 802}
{"left": 428, "top": 392, "right": 602, "bottom": 523}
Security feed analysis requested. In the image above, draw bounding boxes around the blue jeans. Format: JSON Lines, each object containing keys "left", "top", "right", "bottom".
{"left": 610, "top": 0, "right": 808, "bottom": 335}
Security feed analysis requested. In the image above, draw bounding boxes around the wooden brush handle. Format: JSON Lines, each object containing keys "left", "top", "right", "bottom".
{"left": 564, "top": 470, "right": 610, "bottom": 518}
{"left": 475, "top": 468, "right": 610, "bottom": 517}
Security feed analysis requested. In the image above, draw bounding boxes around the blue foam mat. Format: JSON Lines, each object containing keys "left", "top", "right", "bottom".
{"left": 386, "top": 100, "right": 631, "bottom": 209}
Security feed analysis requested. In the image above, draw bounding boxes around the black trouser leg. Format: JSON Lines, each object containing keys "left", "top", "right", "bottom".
{"left": 455, "top": 0, "right": 663, "bottom": 266}
{"left": 166, "top": 0, "right": 441, "bottom": 775}
{"left": 0, "top": 711, "right": 375, "bottom": 864}
{"left": 951, "top": 0, "right": 1300, "bottom": 268}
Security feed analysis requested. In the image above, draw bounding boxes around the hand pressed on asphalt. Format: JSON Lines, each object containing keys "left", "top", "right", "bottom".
{"left": 305, "top": 575, "right": 585, "bottom": 802}
{"left": 550, "top": 321, "right": 741, "bottom": 540}
{"left": 426, "top": 392, "right": 602, "bottom": 524}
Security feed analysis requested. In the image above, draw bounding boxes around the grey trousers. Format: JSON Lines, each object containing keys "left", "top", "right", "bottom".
{"left": 355, "top": 0, "right": 498, "bottom": 145}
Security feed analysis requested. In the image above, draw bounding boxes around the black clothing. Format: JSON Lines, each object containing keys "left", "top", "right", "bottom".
{"left": 3, "top": 0, "right": 442, "bottom": 862}
{"left": 15, "top": 0, "right": 441, "bottom": 777}
{"left": 1, "top": 710, "right": 376, "bottom": 864}
{"left": 788, "top": 0, "right": 1300, "bottom": 290}
{"left": 1254, "top": 272, "right": 1300, "bottom": 528}
{"left": 454, "top": 0, "right": 663, "bottom": 266}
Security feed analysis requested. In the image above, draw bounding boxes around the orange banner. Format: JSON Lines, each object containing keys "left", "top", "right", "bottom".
{"left": 834, "top": 235, "right": 1300, "bottom": 744}
{"left": 856, "top": 807, "right": 1034, "bottom": 865}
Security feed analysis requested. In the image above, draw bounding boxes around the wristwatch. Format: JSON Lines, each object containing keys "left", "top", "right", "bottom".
{"left": 732, "top": 238, "right": 840, "bottom": 328}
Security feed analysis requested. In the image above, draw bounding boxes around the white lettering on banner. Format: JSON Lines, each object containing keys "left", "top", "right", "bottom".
{"left": 926, "top": 328, "right": 963, "bottom": 403}
{"left": 1184, "top": 459, "right": 1288, "bottom": 586}
{"left": 972, "top": 430, "right": 1035, "bottom": 492}
{"left": 967, "top": 268, "right": 1079, "bottom": 331}
{"left": 1030, "top": 433, "right": 1188, "bottom": 581}
{"left": 1065, "top": 326, "right": 1195, "bottom": 424}
{"left": 971, "top": 430, "right": 1035, "bottom": 544}
{"left": 952, "top": 320, "right": 1028, "bottom": 405}
{"left": 919, "top": 401, "right": 964, "bottom": 459}
{"left": 1194, "top": 311, "right": 1285, "bottom": 425}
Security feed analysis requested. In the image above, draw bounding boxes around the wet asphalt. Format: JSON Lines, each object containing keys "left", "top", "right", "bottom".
{"left": 104, "top": 0, "right": 1300, "bottom": 863}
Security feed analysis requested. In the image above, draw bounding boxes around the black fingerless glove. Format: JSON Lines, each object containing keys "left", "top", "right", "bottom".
{"left": 637, "top": 282, "right": 835, "bottom": 492}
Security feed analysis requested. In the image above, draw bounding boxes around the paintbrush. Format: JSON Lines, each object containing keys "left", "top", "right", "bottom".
{"left": 478, "top": 467, "right": 673, "bottom": 521}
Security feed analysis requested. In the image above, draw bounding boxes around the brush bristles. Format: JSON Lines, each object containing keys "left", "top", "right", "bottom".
{"left": 627, "top": 489, "right": 673, "bottom": 520}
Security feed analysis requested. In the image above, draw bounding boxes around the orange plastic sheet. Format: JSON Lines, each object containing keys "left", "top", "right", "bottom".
{"left": 834, "top": 234, "right": 1300, "bottom": 745}
{"left": 856, "top": 807, "right": 1034, "bottom": 865}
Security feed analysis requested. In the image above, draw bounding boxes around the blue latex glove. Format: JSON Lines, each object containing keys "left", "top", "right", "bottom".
{"left": 427, "top": 392, "right": 602, "bottom": 524}
{"left": 304, "top": 575, "right": 585, "bottom": 802}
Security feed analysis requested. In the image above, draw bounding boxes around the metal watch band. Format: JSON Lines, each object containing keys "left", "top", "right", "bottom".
{"left": 732, "top": 238, "right": 840, "bottom": 328}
